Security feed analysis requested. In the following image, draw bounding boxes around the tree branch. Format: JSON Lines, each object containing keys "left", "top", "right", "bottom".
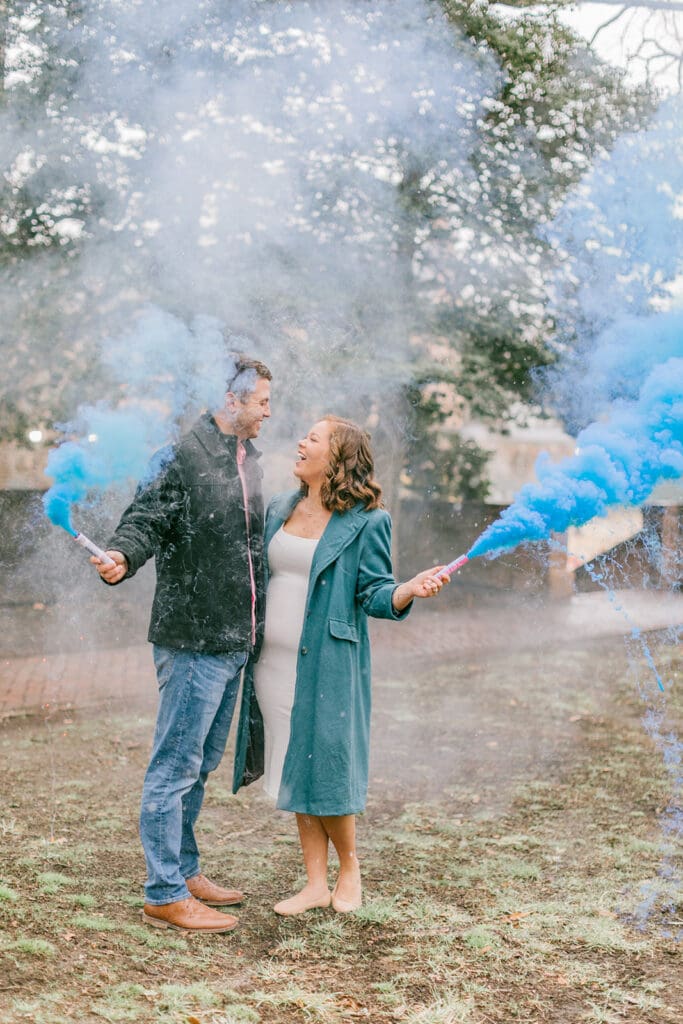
{"left": 590, "top": 5, "right": 628, "bottom": 44}
{"left": 579, "top": 0, "right": 683, "bottom": 8}
{"left": 493, "top": 0, "right": 683, "bottom": 91}
{"left": 495, "top": 0, "right": 683, "bottom": 11}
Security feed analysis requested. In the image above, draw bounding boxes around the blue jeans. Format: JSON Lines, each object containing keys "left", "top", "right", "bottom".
{"left": 140, "top": 645, "right": 248, "bottom": 905}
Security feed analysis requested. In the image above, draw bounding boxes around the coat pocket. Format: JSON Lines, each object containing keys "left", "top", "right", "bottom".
{"left": 329, "top": 618, "right": 359, "bottom": 642}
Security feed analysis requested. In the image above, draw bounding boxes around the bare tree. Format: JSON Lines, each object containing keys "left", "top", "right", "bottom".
{"left": 588, "top": 1, "right": 683, "bottom": 89}
{"left": 496, "top": 0, "right": 683, "bottom": 90}
{"left": 498, "top": 0, "right": 683, "bottom": 10}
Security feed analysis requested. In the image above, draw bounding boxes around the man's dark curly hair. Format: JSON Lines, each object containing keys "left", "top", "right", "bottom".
{"left": 226, "top": 352, "right": 272, "bottom": 396}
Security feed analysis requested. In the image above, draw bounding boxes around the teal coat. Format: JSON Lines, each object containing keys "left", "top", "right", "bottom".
{"left": 232, "top": 489, "right": 410, "bottom": 815}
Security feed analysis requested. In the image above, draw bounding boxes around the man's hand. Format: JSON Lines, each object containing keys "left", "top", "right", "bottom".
{"left": 91, "top": 550, "right": 128, "bottom": 584}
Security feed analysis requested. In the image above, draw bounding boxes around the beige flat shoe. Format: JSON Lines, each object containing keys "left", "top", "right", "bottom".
{"left": 331, "top": 882, "right": 362, "bottom": 914}
{"left": 273, "top": 890, "right": 332, "bottom": 916}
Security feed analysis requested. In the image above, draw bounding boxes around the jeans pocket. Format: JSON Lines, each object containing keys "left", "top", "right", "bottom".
{"left": 153, "top": 646, "right": 179, "bottom": 693}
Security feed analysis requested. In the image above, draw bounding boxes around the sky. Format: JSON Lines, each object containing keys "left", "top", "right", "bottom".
{"left": 559, "top": 1, "right": 683, "bottom": 94}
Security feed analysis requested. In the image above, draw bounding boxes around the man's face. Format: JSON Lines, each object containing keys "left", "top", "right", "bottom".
{"left": 230, "top": 377, "right": 271, "bottom": 440}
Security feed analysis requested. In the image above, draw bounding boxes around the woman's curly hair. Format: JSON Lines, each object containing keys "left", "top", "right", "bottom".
{"left": 312, "top": 415, "right": 383, "bottom": 513}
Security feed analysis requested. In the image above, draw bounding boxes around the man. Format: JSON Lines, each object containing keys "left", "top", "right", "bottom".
{"left": 94, "top": 354, "right": 272, "bottom": 933}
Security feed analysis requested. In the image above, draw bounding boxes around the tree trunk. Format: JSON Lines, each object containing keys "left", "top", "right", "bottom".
{"left": 0, "top": 1, "right": 8, "bottom": 105}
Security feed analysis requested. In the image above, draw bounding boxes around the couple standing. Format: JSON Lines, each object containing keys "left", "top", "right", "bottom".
{"left": 95, "top": 353, "right": 448, "bottom": 933}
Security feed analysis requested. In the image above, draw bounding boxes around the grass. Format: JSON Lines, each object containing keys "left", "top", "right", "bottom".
{"left": 404, "top": 991, "right": 475, "bottom": 1023}
{"left": 462, "top": 926, "right": 499, "bottom": 951}
{"left": 157, "top": 981, "right": 221, "bottom": 1011}
{"left": 37, "top": 871, "right": 73, "bottom": 894}
{"left": 71, "top": 913, "right": 119, "bottom": 931}
{"left": 216, "top": 1008, "right": 261, "bottom": 1024}
{"left": 6, "top": 938, "right": 57, "bottom": 957}
{"left": 353, "top": 896, "right": 401, "bottom": 924}
{"left": 0, "top": 638, "right": 681, "bottom": 1023}
{"left": 71, "top": 893, "right": 95, "bottom": 908}
{"left": 251, "top": 983, "right": 339, "bottom": 1017}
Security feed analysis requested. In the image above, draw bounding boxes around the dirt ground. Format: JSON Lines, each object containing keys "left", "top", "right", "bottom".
{"left": 1, "top": 598, "right": 682, "bottom": 1023}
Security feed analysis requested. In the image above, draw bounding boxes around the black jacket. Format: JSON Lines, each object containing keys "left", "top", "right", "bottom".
{"left": 107, "top": 413, "right": 265, "bottom": 654}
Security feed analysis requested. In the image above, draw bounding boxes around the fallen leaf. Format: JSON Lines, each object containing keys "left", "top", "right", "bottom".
{"left": 336, "top": 997, "right": 364, "bottom": 1010}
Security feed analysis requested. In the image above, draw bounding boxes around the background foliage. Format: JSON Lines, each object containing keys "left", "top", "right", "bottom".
{"left": 0, "top": 0, "right": 655, "bottom": 500}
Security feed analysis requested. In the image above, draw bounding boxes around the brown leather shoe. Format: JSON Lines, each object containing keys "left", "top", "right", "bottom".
{"left": 142, "top": 896, "right": 238, "bottom": 932}
{"left": 186, "top": 873, "right": 244, "bottom": 906}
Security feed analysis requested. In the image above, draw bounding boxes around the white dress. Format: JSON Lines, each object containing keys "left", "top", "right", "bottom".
{"left": 254, "top": 526, "right": 318, "bottom": 800}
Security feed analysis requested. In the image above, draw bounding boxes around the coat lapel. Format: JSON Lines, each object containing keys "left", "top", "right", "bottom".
{"left": 265, "top": 491, "right": 368, "bottom": 578}
{"left": 264, "top": 490, "right": 300, "bottom": 550}
{"left": 311, "top": 504, "right": 367, "bottom": 579}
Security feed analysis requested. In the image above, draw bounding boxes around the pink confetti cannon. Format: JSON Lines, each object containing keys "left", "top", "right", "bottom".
{"left": 437, "top": 553, "right": 469, "bottom": 579}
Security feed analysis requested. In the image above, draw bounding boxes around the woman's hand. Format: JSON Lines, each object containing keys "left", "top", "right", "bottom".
{"left": 392, "top": 566, "right": 450, "bottom": 611}
{"left": 408, "top": 565, "right": 450, "bottom": 599}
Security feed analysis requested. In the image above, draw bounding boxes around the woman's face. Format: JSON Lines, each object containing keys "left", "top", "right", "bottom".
{"left": 294, "top": 419, "right": 333, "bottom": 487}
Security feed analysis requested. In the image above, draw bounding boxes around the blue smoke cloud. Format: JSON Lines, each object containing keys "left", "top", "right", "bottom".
{"left": 467, "top": 348, "right": 683, "bottom": 560}
{"left": 584, "top": 310, "right": 683, "bottom": 409}
{"left": 43, "top": 307, "right": 238, "bottom": 533}
{"left": 466, "top": 96, "right": 683, "bottom": 563}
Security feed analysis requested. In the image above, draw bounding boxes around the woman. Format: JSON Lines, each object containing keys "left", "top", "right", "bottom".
{"left": 233, "top": 415, "right": 448, "bottom": 915}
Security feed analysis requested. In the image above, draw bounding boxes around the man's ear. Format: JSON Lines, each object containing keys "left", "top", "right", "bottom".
{"left": 225, "top": 391, "right": 238, "bottom": 412}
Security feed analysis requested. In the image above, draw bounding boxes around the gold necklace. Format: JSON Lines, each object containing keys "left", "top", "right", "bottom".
{"left": 301, "top": 498, "right": 324, "bottom": 518}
